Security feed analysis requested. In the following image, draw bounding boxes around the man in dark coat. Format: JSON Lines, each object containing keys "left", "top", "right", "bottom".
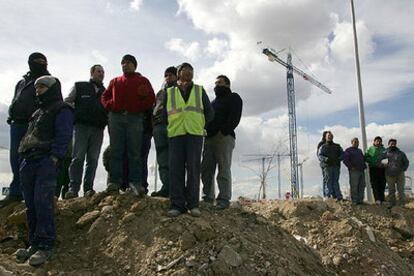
{"left": 201, "top": 75, "right": 243, "bottom": 210}
{"left": 0, "top": 52, "right": 49, "bottom": 208}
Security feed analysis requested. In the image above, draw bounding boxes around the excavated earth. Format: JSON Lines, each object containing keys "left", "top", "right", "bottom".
{"left": 0, "top": 192, "right": 413, "bottom": 275}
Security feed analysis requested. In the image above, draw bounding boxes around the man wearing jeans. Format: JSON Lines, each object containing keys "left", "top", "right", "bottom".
{"left": 101, "top": 54, "right": 155, "bottom": 195}
{"left": 201, "top": 75, "right": 243, "bottom": 210}
{"left": 318, "top": 131, "right": 344, "bottom": 201}
{"left": 343, "top": 137, "right": 366, "bottom": 204}
{"left": 379, "top": 138, "right": 409, "bottom": 206}
{"left": 0, "top": 52, "right": 49, "bottom": 208}
{"left": 65, "top": 65, "right": 107, "bottom": 198}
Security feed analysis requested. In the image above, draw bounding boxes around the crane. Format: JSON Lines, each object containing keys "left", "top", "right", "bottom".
{"left": 262, "top": 47, "right": 332, "bottom": 199}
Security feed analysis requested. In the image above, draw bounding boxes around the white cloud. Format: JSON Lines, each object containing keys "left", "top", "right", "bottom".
{"left": 204, "top": 38, "right": 229, "bottom": 60}
{"left": 91, "top": 50, "right": 109, "bottom": 64}
{"left": 130, "top": 0, "right": 143, "bottom": 12}
{"left": 165, "top": 38, "right": 201, "bottom": 61}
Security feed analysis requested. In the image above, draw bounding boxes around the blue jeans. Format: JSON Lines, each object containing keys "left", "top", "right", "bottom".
{"left": 349, "top": 169, "right": 365, "bottom": 203}
{"left": 108, "top": 112, "right": 143, "bottom": 186}
{"left": 8, "top": 123, "right": 28, "bottom": 198}
{"left": 169, "top": 135, "right": 203, "bottom": 212}
{"left": 153, "top": 124, "right": 169, "bottom": 194}
{"left": 20, "top": 157, "right": 57, "bottom": 249}
{"left": 68, "top": 124, "right": 104, "bottom": 194}
{"left": 201, "top": 132, "right": 235, "bottom": 207}
{"left": 323, "top": 166, "right": 343, "bottom": 200}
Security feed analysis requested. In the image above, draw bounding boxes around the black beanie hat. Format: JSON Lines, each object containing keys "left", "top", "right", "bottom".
{"left": 121, "top": 54, "right": 137, "bottom": 68}
{"left": 28, "top": 52, "right": 47, "bottom": 64}
{"left": 164, "top": 66, "right": 177, "bottom": 76}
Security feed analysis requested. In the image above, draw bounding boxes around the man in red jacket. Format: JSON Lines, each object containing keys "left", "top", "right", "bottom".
{"left": 101, "top": 54, "right": 155, "bottom": 195}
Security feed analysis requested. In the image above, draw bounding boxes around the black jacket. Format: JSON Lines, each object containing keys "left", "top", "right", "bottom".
{"left": 206, "top": 88, "right": 243, "bottom": 138}
{"left": 19, "top": 81, "right": 73, "bottom": 160}
{"left": 8, "top": 72, "right": 49, "bottom": 124}
{"left": 73, "top": 81, "right": 107, "bottom": 128}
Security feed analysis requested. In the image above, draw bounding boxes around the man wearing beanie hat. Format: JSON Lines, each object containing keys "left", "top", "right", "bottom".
{"left": 64, "top": 65, "right": 107, "bottom": 199}
{"left": 1, "top": 52, "right": 50, "bottom": 208}
{"left": 101, "top": 54, "right": 155, "bottom": 195}
{"left": 163, "top": 62, "right": 214, "bottom": 218}
{"left": 16, "top": 75, "right": 74, "bottom": 266}
{"left": 151, "top": 66, "right": 178, "bottom": 198}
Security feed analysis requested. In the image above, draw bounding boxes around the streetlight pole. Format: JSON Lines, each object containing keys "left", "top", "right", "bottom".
{"left": 350, "top": 0, "right": 373, "bottom": 202}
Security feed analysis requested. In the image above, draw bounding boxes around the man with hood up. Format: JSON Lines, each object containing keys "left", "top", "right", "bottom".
{"left": 16, "top": 76, "right": 74, "bottom": 266}
{"left": 0, "top": 52, "right": 50, "bottom": 208}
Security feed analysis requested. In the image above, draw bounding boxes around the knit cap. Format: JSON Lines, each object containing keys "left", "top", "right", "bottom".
{"left": 34, "top": 75, "right": 57, "bottom": 88}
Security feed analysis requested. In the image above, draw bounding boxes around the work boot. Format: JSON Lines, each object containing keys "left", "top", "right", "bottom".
{"left": 190, "top": 208, "right": 201, "bottom": 217}
{"left": 0, "top": 195, "right": 22, "bottom": 208}
{"left": 106, "top": 183, "right": 120, "bottom": 193}
{"left": 64, "top": 191, "right": 78, "bottom": 199}
{"left": 84, "top": 190, "right": 96, "bottom": 198}
{"left": 15, "top": 246, "right": 37, "bottom": 262}
{"left": 29, "top": 249, "right": 53, "bottom": 266}
{"left": 167, "top": 209, "right": 182, "bottom": 217}
{"left": 151, "top": 190, "right": 169, "bottom": 198}
{"left": 214, "top": 204, "right": 229, "bottom": 211}
{"left": 128, "top": 183, "right": 145, "bottom": 197}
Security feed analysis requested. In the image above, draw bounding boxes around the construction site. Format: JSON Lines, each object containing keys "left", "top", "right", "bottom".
{"left": 0, "top": 193, "right": 414, "bottom": 275}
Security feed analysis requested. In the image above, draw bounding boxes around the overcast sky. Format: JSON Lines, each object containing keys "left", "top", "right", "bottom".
{"left": 0, "top": 0, "right": 413, "bottom": 199}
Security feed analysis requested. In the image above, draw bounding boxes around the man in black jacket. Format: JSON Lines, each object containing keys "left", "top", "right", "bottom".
{"left": 64, "top": 65, "right": 107, "bottom": 198}
{"left": 201, "top": 75, "right": 243, "bottom": 210}
{"left": 0, "top": 52, "right": 49, "bottom": 208}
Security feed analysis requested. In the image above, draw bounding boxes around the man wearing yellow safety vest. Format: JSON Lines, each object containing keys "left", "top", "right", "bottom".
{"left": 164, "top": 62, "right": 214, "bottom": 217}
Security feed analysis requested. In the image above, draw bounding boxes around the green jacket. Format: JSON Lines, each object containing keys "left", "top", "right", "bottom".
{"left": 364, "top": 145, "right": 385, "bottom": 167}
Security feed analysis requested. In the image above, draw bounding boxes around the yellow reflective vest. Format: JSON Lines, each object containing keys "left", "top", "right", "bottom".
{"left": 166, "top": 84, "right": 205, "bottom": 137}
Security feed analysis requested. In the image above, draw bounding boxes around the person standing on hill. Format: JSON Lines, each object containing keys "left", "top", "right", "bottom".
{"left": 201, "top": 75, "right": 243, "bottom": 210}
{"left": 379, "top": 139, "right": 409, "bottom": 207}
{"left": 16, "top": 76, "right": 73, "bottom": 266}
{"left": 151, "top": 66, "right": 178, "bottom": 198}
{"left": 0, "top": 53, "right": 50, "bottom": 208}
{"left": 365, "top": 136, "right": 386, "bottom": 204}
{"left": 164, "top": 62, "right": 214, "bottom": 217}
{"left": 101, "top": 54, "right": 155, "bottom": 195}
{"left": 317, "top": 131, "right": 329, "bottom": 198}
{"left": 64, "top": 65, "right": 107, "bottom": 198}
{"left": 318, "top": 131, "right": 344, "bottom": 201}
{"left": 343, "top": 137, "right": 366, "bottom": 204}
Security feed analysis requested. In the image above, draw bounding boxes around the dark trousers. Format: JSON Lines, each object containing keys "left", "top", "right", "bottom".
{"left": 108, "top": 112, "right": 143, "bottom": 186}
{"left": 169, "top": 135, "right": 203, "bottom": 212}
{"left": 20, "top": 157, "right": 57, "bottom": 249}
{"left": 9, "top": 123, "right": 28, "bottom": 198}
{"left": 369, "top": 167, "right": 386, "bottom": 202}
{"left": 153, "top": 124, "right": 169, "bottom": 194}
{"left": 141, "top": 132, "right": 152, "bottom": 193}
{"left": 56, "top": 157, "right": 70, "bottom": 198}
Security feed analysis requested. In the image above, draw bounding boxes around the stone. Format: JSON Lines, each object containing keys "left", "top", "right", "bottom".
{"left": 218, "top": 245, "right": 242, "bottom": 267}
{"left": 76, "top": 210, "right": 100, "bottom": 227}
{"left": 181, "top": 231, "right": 196, "bottom": 250}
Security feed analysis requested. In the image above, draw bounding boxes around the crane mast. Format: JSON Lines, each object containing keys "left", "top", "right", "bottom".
{"left": 263, "top": 47, "right": 332, "bottom": 198}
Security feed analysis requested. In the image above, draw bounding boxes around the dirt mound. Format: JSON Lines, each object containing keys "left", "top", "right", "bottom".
{"left": 0, "top": 193, "right": 334, "bottom": 275}
{"left": 246, "top": 198, "right": 414, "bottom": 276}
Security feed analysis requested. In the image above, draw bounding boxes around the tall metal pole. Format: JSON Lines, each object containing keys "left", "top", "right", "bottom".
{"left": 350, "top": 0, "right": 373, "bottom": 202}
{"left": 286, "top": 53, "right": 299, "bottom": 199}
{"left": 262, "top": 157, "right": 266, "bottom": 199}
{"left": 277, "top": 154, "right": 281, "bottom": 199}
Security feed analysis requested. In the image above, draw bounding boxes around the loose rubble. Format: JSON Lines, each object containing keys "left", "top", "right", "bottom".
{"left": 0, "top": 193, "right": 413, "bottom": 275}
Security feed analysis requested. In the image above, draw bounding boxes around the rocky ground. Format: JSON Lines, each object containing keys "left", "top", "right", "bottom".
{"left": 0, "top": 192, "right": 413, "bottom": 275}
